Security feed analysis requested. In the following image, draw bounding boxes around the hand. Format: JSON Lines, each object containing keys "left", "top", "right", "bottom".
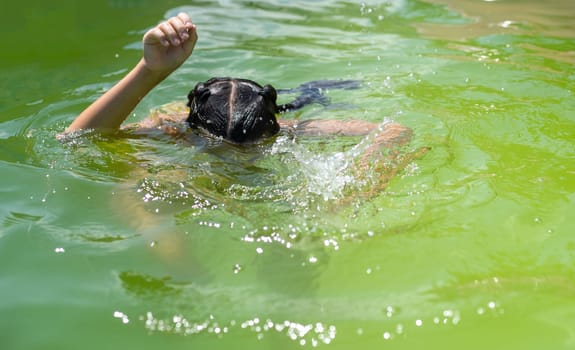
{"left": 142, "top": 12, "right": 198, "bottom": 77}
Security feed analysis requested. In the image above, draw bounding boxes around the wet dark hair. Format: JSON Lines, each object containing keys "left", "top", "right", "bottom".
{"left": 186, "top": 77, "right": 362, "bottom": 143}
{"left": 186, "top": 77, "right": 281, "bottom": 143}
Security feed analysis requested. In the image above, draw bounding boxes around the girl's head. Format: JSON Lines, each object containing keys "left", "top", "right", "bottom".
{"left": 186, "top": 77, "right": 281, "bottom": 143}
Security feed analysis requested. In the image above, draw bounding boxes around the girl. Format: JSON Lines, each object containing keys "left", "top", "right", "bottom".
{"left": 65, "top": 13, "right": 411, "bottom": 149}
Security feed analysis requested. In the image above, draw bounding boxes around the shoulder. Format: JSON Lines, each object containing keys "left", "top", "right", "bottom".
{"left": 122, "top": 102, "right": 189, "bottom": 136}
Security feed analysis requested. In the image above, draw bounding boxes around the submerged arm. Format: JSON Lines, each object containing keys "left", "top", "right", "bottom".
{"left": 65, "top": 13, "right": 197, "bottom": 133}
{"left": 278, "top": 119, "right": 378, "bottom": 136}
{"left": 280, "top": 117, "right": 415, "bottom": 172}
{"left": 281, "top": 118, "right": 423, "bottom": 204}
{"left": 279, "top": 118, "right": 411, "bottom": 144}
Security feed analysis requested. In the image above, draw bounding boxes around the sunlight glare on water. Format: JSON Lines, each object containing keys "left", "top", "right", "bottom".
{"left": 270, "top": 135, "right": 356, "bottom": 202}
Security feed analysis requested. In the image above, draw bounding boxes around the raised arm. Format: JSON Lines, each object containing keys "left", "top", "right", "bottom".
{"left": 65, "top": 13, "right": 197, "bottom": 133}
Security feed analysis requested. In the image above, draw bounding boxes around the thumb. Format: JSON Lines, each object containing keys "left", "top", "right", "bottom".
{"left": 182, "top": 25, "right": 198, "bottom": 55}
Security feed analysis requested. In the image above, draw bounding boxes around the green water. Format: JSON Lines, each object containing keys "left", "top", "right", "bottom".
{"left": 1, "top": 0, "right": 574, "bottom": 349}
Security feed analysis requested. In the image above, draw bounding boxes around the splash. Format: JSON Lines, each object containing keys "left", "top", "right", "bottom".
{"left": 270, "top": 136, "right": 356, "bottom": 201}
{"left": 269, "top": 119, "right": 396, "bottom": 202}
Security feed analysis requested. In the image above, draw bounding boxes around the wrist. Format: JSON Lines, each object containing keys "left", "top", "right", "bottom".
{"left": 136, "top": 58, "right": 172, "bottom": 83}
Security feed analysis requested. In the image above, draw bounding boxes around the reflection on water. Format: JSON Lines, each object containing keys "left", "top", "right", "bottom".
{"left": 419, "top": 0, "right": 575, "bottom": 41}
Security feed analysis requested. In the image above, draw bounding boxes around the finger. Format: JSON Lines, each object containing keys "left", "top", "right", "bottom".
{"left": 167, "top": 16, "right": 190, "bottom": 42}
{"left": 176, "top": 12, "right": 192, "bottom": 27}
{"left": 175, "top": 13, "right": 196, "bottom": 41}
{"left": 175, "top": 13, "right": 198, "bottom": 53}
{"left": 159, "top": 21, "right": 181, "bottom": 46}
{"left": 143, "top": 27, "right": 170, "bottom": 47}
{"left": 181, "top": 25, "right": 198, "bottom": 55}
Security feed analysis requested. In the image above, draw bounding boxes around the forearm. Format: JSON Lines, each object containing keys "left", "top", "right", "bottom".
{"left": 66, "top": 59, "right": 167, "bottom": 132}
{"left": 356, "top": 122, "right": 412, "bottom": 174}
{"left": 279, "top": 119, "right": 378, "bottom": 136}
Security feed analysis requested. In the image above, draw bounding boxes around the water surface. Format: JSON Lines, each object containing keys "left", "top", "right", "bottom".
{"left": 1, "top": 0, "right": 574, "bottom": 349}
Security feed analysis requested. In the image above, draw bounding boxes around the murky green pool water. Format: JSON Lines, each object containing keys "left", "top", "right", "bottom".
{"left": 1, "top": 1, "right": 574, "bottom": 349}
